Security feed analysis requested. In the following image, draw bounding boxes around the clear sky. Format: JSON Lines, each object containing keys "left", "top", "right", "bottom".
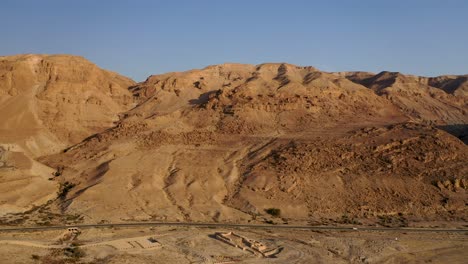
{"left": 2, "top": 0, "right": 468, "bottom": 81}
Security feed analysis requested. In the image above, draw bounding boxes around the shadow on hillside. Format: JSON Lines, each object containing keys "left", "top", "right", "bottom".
{"left": 189, "top": 90, "right": 218, "bottom": 105}
{"left": 437, "top": 124, "right": 468, "bottom": 144}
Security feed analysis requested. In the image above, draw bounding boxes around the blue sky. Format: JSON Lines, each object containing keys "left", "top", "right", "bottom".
{"left": 2, "top": 0, "right": 468, "bottom": 81}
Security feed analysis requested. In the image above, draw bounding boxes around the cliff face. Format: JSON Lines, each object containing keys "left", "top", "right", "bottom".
{"left": 0, "top": 57, "right": 466, "bottom": 225}
{"left": 0, "top": 54, "right": 135, "bottom": 156}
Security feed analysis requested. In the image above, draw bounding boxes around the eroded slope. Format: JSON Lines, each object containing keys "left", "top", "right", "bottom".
{"left": 30, "top": 63, "right": 467, "bottom": 225}
{"left": 0, "top": 54, "right": 135, "bottom": 215}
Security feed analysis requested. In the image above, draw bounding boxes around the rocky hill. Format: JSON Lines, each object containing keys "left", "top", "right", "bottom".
{"left": 0, "top": 56, "right": 466, "bottom": 226}
{"left": 0, "top": 54, "right": 134, "bottom": 215}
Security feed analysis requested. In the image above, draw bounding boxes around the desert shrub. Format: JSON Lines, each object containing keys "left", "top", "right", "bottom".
{"left": 57, "top": 182, "right": 76, "bottom": 198}
{"left": 53, "top": 166, "right": 64, "bottom": 177}
{"left": 63, "top": 246, "right": 85, "bottom": 259}
{"left": 378, "top": 214, "right": 408, "bottom": 227}
{"left": 265, "top": 208, "right": 281, "bottom": 217}
{"left": 340, "top": 215, "right": 361, "bottom": 225}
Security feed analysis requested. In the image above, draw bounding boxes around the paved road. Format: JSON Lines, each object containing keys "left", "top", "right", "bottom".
{"left": 0, "top": 222, "right": 467, "bottom": 233}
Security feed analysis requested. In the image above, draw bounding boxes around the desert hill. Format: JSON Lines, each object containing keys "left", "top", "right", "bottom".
{"left": 345, "top": 71, "right": 467, "bottom": 125}
{"left": 0, "top": 57, "right": 466, "bottom": 226}
{"left": 0, "top": 54, "right": 134, "bottom": 215}
{"left": 0, "top": 54, "right": 135, "bottom": 155}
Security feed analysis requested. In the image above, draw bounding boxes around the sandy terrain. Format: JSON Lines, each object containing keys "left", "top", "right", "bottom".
{"left": 0, "top": 226, "right": 467, "bottom": 263}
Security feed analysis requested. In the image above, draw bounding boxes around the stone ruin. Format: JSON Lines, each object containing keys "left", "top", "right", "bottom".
{"left": 66, "top": 227, "right": 81, "bottom": 234}
{"left": 58, "top": 227, "right": 81, "bottom": 244}
{"left": 214, "top": 231, "right": 282, "bottom": 258}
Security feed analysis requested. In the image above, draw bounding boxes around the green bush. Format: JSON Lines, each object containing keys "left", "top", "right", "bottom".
{"left": 265, "top": 208, "right": 281, "bottom": 217}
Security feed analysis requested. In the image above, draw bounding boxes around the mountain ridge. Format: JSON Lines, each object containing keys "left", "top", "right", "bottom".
{"left": 0, "top": 54, "right": 466, "bottom": 226}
